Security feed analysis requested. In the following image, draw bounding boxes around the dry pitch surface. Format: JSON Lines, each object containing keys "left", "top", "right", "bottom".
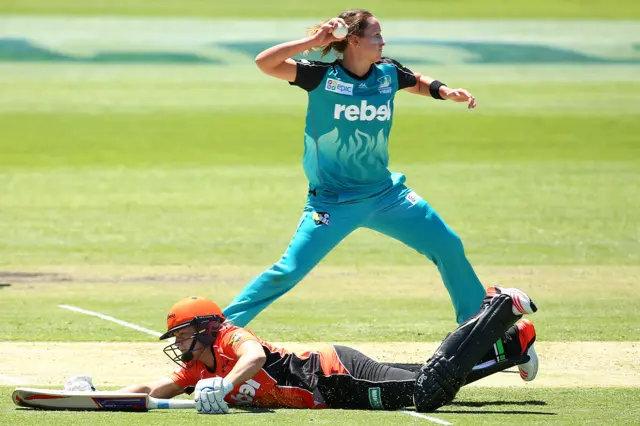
{"left": 1, "top": 341, "right": 638, "bottom": 388}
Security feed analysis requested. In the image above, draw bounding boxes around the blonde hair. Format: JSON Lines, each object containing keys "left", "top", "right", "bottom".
{"left": 305, "top": 9, "right": 374, "bottom": 58}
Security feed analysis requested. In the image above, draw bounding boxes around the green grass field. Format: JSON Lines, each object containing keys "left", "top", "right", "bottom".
{"left": 1, "top": 387, "right": 639, "bottom": 425}
{"left": 1, "top": 1, "right": 639, "bottom": 425}
{"left": 2, "top": 0, "right": 640, "bottom": 19}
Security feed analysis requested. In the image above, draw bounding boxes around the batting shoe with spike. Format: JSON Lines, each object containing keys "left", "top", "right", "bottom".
{"left": 515, "top": 319, "right": 538, "bottom": 381}
{"left": 485, "top": 286, "right": 537, "bottom": 316}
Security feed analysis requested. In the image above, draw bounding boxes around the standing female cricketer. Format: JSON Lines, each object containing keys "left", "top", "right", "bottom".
{"left": 223, "top": 9, "right": 484, "bottom": 326}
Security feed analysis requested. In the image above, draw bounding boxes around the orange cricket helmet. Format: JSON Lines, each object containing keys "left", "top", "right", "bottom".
{"left": 160, "top": 296, "right": 225, "bottom": 367}
{"left": 160, "top": 296, "right": 224, "bottom": 340}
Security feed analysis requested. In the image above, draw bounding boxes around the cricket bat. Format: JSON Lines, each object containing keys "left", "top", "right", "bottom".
{"left": 12, "top": 387, "right": 195, "bottom": 411}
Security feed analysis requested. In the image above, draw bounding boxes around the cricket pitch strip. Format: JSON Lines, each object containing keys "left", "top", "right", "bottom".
{"left": 1, "top": 341, "right": 638, "bottom": 388}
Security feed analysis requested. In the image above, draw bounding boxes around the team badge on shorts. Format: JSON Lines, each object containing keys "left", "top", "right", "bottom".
{"left": 312, "top": 212, "right": 330, "bottom": 226}
{"left": 406, "top": 191, "right": 422, "bottom": 206}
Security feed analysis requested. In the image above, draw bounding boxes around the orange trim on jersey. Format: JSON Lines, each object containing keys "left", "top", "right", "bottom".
{"left": 319, "top": 345, "right": 349, "bottom": 376}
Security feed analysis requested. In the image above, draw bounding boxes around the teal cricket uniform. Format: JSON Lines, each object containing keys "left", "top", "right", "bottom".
{"left": 223, "top": 58, "right": 486, "bottom": 325}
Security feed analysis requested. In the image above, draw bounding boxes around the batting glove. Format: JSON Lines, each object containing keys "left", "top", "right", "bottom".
{"left": 194, "top": 377, "right": 234, "bottom": 415}
{"left": 63, "top": 375, "right": 96, "bottom": 392}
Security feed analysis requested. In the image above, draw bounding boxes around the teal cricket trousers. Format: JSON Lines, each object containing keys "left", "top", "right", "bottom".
{"left": 223, "top": 184, "right": 486, "bottom": 326}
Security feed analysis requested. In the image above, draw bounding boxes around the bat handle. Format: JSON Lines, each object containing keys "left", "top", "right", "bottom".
{"left": 148, "top": 396, "right": 196, "bottom": 410}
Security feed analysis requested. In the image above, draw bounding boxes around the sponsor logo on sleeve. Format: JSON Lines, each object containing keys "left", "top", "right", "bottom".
{"left": 229, "top": 332, "right": 243, "bottom": 346}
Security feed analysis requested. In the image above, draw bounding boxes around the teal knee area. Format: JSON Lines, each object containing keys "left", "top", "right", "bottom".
{"left": 269, "top": 260, "right": 310, "bottom": 286}
{"left": 429, "top": 226, "right": 466, "bottom": 260}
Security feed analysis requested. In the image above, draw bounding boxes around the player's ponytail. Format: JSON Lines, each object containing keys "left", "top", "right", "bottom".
{"left": 304, "top": 9, "right": 373, "bottom": 58}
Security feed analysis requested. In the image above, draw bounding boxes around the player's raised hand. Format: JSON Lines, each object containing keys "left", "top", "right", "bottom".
{"left": 310, "top": 18, "right": 348, "bottom": 47}
{"left": 440, "top": 87, "right": 477, "bottom": 109}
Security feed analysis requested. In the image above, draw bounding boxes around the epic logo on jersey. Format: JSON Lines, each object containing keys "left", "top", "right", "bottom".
{"left": 334, "top": 100, "right": 392, "bottom": 122}
{"left": 325, "top": 78, "right": 354, "bottom": 96}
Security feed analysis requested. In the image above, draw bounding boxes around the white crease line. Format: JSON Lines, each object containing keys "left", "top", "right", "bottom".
{"left": 59, "top": 305, "right": 162, "bottom": 337}
{"left": 401, "top": 410, "right": 453, "bottom": 425}
{"left": 0, "top": 373, "right": 24, "bottom": 384}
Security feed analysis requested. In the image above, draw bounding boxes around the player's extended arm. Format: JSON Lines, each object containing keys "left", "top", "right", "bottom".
{"left": 405, "top": 73, "right": 477, "bottom": 109}
{"left": 224, "top": 339, "right": 267, "bottom": 387}
{"left": 118, "top": 377, "right": 184, "bottom": 399}
{"left": 255, "top": 18, "right": 346, "bottom": 81}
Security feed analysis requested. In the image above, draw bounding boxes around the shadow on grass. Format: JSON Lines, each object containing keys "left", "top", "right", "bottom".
{"left": 451, "top": 400, "right": 547, "bottom": 407}
{"left": 232, "top": 407, "right": 276, "bottom": 414}
{"left": 440, "top": 399, "right": 554, "bottom": 416}
{"left": 441, "top": 410, "right": 556, "bottom": 415}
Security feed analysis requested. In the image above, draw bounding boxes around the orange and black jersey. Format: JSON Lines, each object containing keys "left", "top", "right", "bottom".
{"left": 170, "top": 325, "right": 348, "bottom": 408}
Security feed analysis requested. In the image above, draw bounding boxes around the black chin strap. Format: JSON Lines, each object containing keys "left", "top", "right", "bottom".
{"left": 203, "top": 343, "right": 217, "bottom": 373}
{"left": 180, "top": 338, "right": 199, "bottom": 362}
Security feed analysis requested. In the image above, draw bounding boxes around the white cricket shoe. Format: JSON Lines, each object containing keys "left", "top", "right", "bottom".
{"left": 486, "top": 286, "right": 538, "bottom": 316}
{"left": 514, "top": 319, "right": 539, "bottom": 382}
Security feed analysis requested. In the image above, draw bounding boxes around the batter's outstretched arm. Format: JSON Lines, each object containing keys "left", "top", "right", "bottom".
{"left": 118, "top": 377, "right": 184, "bottom": 399}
